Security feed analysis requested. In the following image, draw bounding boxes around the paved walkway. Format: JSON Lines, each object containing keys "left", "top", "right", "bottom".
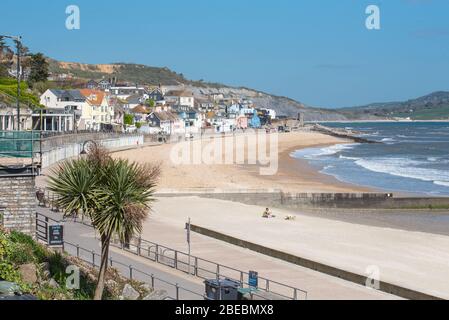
{"left": 37, "top": 207, "right": 205, "bottom": 300}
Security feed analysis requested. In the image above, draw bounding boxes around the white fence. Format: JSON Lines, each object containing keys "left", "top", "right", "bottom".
{"left": 41, "top": 135, "right": 143, "bottom": 169}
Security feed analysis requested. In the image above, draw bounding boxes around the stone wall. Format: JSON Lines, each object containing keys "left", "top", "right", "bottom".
{"left": 0, "top": 174, "right": 36, "bottom": 235}
{"left": 156, "top": 190, "right": 449, "bottom": 210}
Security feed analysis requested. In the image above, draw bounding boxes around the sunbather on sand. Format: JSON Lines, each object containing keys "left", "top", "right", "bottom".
{"left": 262, "top": 208, "right": 276, "bottom": 218}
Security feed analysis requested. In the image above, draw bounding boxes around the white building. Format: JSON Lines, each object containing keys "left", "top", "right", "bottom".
{"left": 165, "top": 90, "right": 195, "bottom": 108}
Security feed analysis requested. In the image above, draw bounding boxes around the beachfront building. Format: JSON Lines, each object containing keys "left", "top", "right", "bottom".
{"left": 108, "top": 85, "right": 146, "bottom": 100}
{"left": 236, "top": 114, "right": 248, "bottom": 129}
{"left": 122, "top": 94, "right": 143, "bottom": 112}
{"left": 147, "top": 111, "right": 184, "bottom": 135}
{"left": 79, "top": 89, "right": 115, "bottom": 131}
{"left": 165, "top": 90, "right": 195, "bottom": 108}
{"left": 249, "top": 111, "right": 261, "bottom": 128}
{"left": 131, "top": 105, "right": 150, "bottom": 123}
{"left": 171, "top": 105, "right": 202, "bottom": 134}
{"left": 145, "top": 87, "right": 165, "bottom": 104}
{"left": 39, "top": 89, "right": 88, "bottom": 131}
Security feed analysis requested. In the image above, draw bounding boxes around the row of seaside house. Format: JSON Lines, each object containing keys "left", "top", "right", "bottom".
{"left": 0, "top": 82, "right": 277, "bottom": 134}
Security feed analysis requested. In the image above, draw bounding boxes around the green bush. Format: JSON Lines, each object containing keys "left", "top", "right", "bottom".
{"left": 9, "top": 231, "right": 49, "bottom": 262}
{"left": 8, "top": 243, "right": 35, "bottom": 265}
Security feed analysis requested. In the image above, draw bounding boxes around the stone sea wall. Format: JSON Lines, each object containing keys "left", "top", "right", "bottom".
{"left": 0, "top": 174, "right": 36, "bottom": 235}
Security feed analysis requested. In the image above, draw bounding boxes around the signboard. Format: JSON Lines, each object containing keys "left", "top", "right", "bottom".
{"left": 48, "top": 225, "right": 64, "bottom": 246}
{"left": 249, "top": 271, "right": 258, "bottom": 288}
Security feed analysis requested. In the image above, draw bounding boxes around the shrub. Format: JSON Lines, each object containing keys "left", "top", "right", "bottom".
{"left": 8, "top": 243, "right": 35, "bottom": 265}
{"left": 9, "top": 231, "right": 49, "bottom": 262}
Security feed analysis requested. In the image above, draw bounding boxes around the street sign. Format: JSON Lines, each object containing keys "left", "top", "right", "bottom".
{"left": 48, "top": 225, "right": 64, "bottom": 246}
{"left": 249, "top": 271, "right": 259, "bottom": 288}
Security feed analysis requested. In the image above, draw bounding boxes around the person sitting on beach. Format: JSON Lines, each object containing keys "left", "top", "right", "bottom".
{"left": 263, "top": 208, "right": 275, "bottom": 218}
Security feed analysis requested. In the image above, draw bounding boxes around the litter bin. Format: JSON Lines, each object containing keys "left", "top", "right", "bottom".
{"left": 204, "top": 279, "right": 241, "bottom": 300}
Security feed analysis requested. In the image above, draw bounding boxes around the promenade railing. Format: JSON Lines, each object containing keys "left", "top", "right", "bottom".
{"left": 35, "top": 212, "right": 208, "bottom": 300}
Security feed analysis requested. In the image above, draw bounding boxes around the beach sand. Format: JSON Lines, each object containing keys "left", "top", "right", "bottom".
{"left": 112, "top": 131, "right": 370, "bottom": 193}
{"left": 147, "top": 196, "right": 449, "bottom": 299}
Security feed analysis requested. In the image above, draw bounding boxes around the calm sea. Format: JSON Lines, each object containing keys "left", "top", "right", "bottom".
{"left": 292, "top": 122, "right": 449, "bottom": 196}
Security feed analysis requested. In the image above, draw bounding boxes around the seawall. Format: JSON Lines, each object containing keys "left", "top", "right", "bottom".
{"left": 155, "top": 189, "right": 449, "bottom": 210}
{"left": 190, "top": 224, "right": 442, "bottom": 300}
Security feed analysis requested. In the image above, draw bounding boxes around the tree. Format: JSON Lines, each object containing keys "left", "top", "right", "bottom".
{"left": 48, "top": 145, "right": 160, "bottom": 300}
{"left": 124, "top": 114, "right": 134, "bottom": 126}
{"left": 28, "top": 53, "right": 49, "bottom": 85}
{"left": 0, "top": 36, "right": 11, "bottom": 77}
{"left": 145, "top": 99, "right": 155, "bottom": 108}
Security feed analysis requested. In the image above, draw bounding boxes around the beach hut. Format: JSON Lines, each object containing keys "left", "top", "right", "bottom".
{"left": 249, "top": 111, "right": 261, "bottom": 128}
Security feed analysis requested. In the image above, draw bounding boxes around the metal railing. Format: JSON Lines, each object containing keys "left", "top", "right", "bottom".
{"left": 35, "top": 212, "right": 207, "bottom": 300}
{"left": 62, "top": 241, "right": 208, "bottom": 301}
{"left": 113, "top": 237, "right": 307, "bottom": 300}
{"left": 37, "top": 193, "right": 308, "bottom": 300}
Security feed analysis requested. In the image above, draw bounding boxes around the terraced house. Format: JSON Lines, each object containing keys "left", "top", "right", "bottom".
{"left": 79, "top": 89, "right": 114, "bottom": 131}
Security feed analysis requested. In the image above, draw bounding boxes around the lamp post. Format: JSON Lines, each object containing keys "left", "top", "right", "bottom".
{"left": 80, "top": 140, "right": 98, "bottom": 156}
{"left": 1, "top": 34, "right": 22, "bottom": 131}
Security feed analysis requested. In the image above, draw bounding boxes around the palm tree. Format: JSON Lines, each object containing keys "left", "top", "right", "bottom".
{"left": 48, "top": 145, "right": 160, "bottom": 300}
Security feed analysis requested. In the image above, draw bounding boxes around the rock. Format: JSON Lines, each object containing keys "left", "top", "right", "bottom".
{"left": 143, "top": 290, "right": 169, "bottom": 300}
{"left": 106, "top": 279, "right": 118, "bottom": 289}
{"left": 19, "top": 263, "right": 38, "bottom": 284}
{"left": 140, "top": 283, "right": 152, "bottom": 293}
{"left": 48, "top": 278, "right": 60, "bottom": 288}
{"left": 121, "top": 284, "right": 140, "bottom": 300}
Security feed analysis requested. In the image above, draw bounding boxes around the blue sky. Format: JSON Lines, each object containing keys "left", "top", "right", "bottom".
{"left": 1, "top": 0, "right": 448, "bottom": 108}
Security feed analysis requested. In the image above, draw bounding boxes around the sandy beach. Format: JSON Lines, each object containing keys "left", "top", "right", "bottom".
{"left": 147, "top": 196, "right": 449, "bottom": 299}
{"left": 113, "top": 131, "right": 370, "bottom": 193}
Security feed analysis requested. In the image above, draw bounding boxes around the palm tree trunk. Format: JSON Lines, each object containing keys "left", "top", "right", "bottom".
{"left": 94, "top": 233, "right": 111, "bottom": 300}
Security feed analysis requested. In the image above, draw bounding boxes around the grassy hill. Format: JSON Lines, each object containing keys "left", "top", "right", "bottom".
{"left": 340, "top": 91, "right": 449, "bottom": 120}
{"left": 0, "top": 77, "right": 42, "bottom": 108}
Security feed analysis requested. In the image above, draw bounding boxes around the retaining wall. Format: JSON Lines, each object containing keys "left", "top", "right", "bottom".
{"left": 190, "top": 224, "right": 442, "bottom": 300}
{"left": 0, "top": 174, "right": 36, "bottom": 235}
{"left": 41, "top": 135, "right": 143, "bottom": 169}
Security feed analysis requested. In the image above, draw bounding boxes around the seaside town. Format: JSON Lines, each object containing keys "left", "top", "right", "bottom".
{"left": 1, "top": 2, "right": 449, "bottom": 312}
{"left": 31, "top": 79, "right": 280, "bottom": 135}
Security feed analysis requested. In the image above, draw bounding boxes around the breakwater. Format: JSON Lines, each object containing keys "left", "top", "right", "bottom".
{"left": 312, "top": 124, "right": 378, "bottom": 144}
{"left": 155, "top": 189, "right": 449, "bottom": 209}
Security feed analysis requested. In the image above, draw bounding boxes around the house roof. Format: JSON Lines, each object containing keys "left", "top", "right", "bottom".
{"left": 165, "top": 90, "right": 194, "bottom": 97}
{"left": 151, "top": 111, "right": 180, "bottom": 121}
{"left": 131, "top": 105, "right": 150, "bottom": 114}
{"left": 126, "top": 94, "right": 142, "bottom": 104}
{"left": 206, "top": 111, "right": 216, "bottom": 119}
{"left": 79, "top": 89, "right": 106, "bottom": 106}
{"left": 49, "top": 89, "right": 86, "bottom": 102}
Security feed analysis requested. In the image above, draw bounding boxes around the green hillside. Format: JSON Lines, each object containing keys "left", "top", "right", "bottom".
{"left": 0, "top": 77, "right": 41, "bottom": 108}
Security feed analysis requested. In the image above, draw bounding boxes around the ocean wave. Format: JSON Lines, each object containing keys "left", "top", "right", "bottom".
{"left": 354, "top": 158, "right": 449, "bottom": 187}
{"left": 381, "top": 138, "right": 396, "bottom": 143}
{"left": 291, "top": 143, "right": 359, "bottom": 160}
{"left": 435, "top": 181, "right": 449, "bottom": 187}
{"left": 339, "top": 155, "right": 360, "bottom": 161}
